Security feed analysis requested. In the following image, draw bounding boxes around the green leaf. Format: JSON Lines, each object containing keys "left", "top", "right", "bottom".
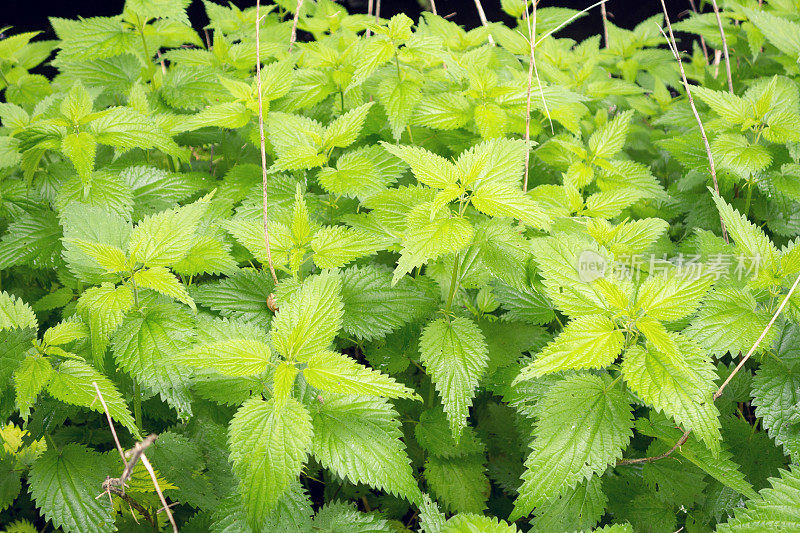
{"left": 636, "top": 269, "right": 714, "bottom": 322}
{"left": 741, "top": 7, "right": 800, "bottom": 59}
{"left": 716, "top": 466, "right": 800, "bottom": 532}
{"left": 419, "top": 317, "right": 489, "bottom": 441}
{"left": 60, "top": 203, "right": 132, "bottom": 284}
{"left": 394, "top": 211, "right": 474, "bottom": 284}
{"left": 13, "top": 354, "right": 52, "bottom": 420}
{"left": 176, "top": 338, "right": 272, "bottom": 377}
{"left": 172, "top": 234, "right": 237, "bottom": 277}
{"left": 516, "top": 314, "right": 624, "bottom": 378}
{"left": 271, "top": 272, "right": 343, "bottom": 362}
{"left": 635, "top": 315, "right": 679, "bottom": 357}
{"left": 0, "top": 208, "right": 62, "bottom": 271}
{"left": 0, "top": 453, "right": 21, "bottom": 513}
{"left": 381, "top": 143, "right": 458, "bottom": 190}
{"left": 713, "top": 191, "right": 778, "bottom": 270}
{"left": 426, "top": 455, "right": 489, "bottom": 514}
{"left": 751, "top": 323, "right": 800, "bottom": 461}
{"left": 133, "top": 266, "right": 195, "bottom": 310}
{"left": 531, "top": 477, "right": 606, "bottom": 533}
{"left": 127, "top": 193, "right": 211, "bottom": 267}
{"left": 634, "top": 415, "right": 757, "bottom": 499}
{"left": 304, "top": 350, "right": 419, "bottom": 400}
{"left": 311, "top": 394, "right": 422, "bottom": 503}
{"left": 273, "top": 362, "right": 298, "bottom": 404}
{"left": 0, "top": 291, "right": 37, "bottom": 331}
{"left": 47, "top": 359, "right": 138, "bottom": 437}
{"left": 60, "top": 132, "right": 96, "bottom": 182}
{"left": 415, "top": 407, "right": 486, "bottom": 459}
{"left": 684, "top": 287, "right": 772, "bottom": 357}
{"left": 712, "top": 134, "right": 772, "bottom": 178}
{"left": 621, "top": 335, "right": 721, "bottom": 456}
{"left": 77, "top": 283, "right": 134, "bottom": 369}
{"left": 340, "top": 264, "right": 435, "bottom": 342}
{"left": 443, "top": 514, "right": 518, "bottom": 533}
{"left": 89, "top": 106, "right": 186, "bottom": 159}
{"left": 377, "top": 78, "right": 422, "bottom": 140}
{"left": 0, "top": 328, "right": 37, "bottom": 387}
{"left": 469, "top": 182, "right": 550, "bottom": 229}
{"left": 529, "top": 235, "right": 610, "bottom": 317}
{"left": 510, "top": 374, "right": 633, "bottom": 520}
{"left": 691, "top": 86, "right": 749, "bottom": 124}
{"left": 28, "top": 444, "right": 115, "bottom": 533}
{"left": 112, "top": 303, "right": 194, "bottom": 414}
{"left": 191, "top": 268, "right": 275, "bottom": 324}
{"left": 317, "top": 145, "right": 407, "bottom": 199}
{"left": 310, "top": 226, "right": 385, "bottom": 269}
{"left": 228, "top": 396, "right": 313, "bottom": 528}
{"left": 311, "top": 501, "right": 394, "bottom": 533}
{"left": 323, "top": 102, "right": 374, "bottom": 149}
{"left": 588, "top": 110, "right": 633, "bottom": 160}
{"left": 67, "top": 240, "right": 128, "bottom": 273}
{"left": 43, "top": 319, "right": 88, "bottom": 346}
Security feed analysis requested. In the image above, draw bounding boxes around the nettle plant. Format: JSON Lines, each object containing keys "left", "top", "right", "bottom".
{"left": 3, "top": 0, "right": 800, "bottom": 531}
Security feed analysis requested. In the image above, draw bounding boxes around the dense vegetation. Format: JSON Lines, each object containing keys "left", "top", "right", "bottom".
{"left": 2, "top": 0, "right": 800, "bottom": 531}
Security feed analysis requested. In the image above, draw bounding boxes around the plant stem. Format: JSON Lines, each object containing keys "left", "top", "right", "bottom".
{"left": 133, "top": 382, "right": 143, "bottom": 431}
{"left": 445, "top": 253, "right": 460, "bottom": 312}
{"left": 743, "top": 181, "right": 753, "bottom": 217}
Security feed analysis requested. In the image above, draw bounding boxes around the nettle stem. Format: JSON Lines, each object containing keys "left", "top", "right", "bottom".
{"left": 133, "top": 382, "right": 143, "bottom": 431}
{"left": 445, "top": 253, "right": 461, "bottom": 312}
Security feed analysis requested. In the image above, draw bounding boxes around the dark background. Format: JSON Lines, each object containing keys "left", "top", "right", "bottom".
{"left": 4, "top": 0, "right": 696, "bottom": 41}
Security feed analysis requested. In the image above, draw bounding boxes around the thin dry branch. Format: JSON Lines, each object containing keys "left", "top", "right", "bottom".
{"left": 600, "top": 1, "right": 610, "bottom": 47}
{"left": 686, "top": 0, "right": 710, "bottom": 63}
{"left": 256, "top": 0, "right": 280, "bottom": 286}
{"left": 618, "top": 270, "right": 800, "bottom": 466}
{"left": 473, "top": 0, "right": 496, "bottom": 45}
{"left": 657, "top": 0, "right": 728, "bottom": 243}
{"left": 366, "top": 0, "right": 374, "bottom": 37}
{"left": 534, "top": 0, "right": 609, "bottom": 47}
{"left": 710, "top": 0, "right": 734, "bottom": 93}
{"left": 92, "top": 382, "right": 177, "bottom": 532}
{"left": 522, "top": 1, "right": 552, "bottom": 192}
{"left": 430, "top": 0, "right": 437, "bottom": 16}
{"left": 288, "top": 0, "right": 304, "bottom": 53}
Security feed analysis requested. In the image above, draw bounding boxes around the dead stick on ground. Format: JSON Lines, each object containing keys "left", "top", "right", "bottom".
{"left": 92, "top": 382, "right": 177, "bottom": 532}
{"left": 256, "top": 0, "right": 280, "bottom": 286}
{"left": 618, "top": 270, "right": 800, "bottom": 466}
{"left": 710, "top": 0, "right": 734, "bottom": 93}
{"left": 657, "top": 0, "right": 728, "bottom": 243}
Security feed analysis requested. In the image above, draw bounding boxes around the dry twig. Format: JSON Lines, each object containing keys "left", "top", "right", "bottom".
{"left": 657, "top": 0, "right": 728, "bottom": 243}
{"left": 710, "top": 0, "right": 734, "bottom": 93}
{"left": 600, "top": 1, "right": 610, "bottom": 47}
{"left": 686, "top": 0, "right": 709, "bottom": 63}
{"left": 473, "top": 0, "right": 496, "bottom": 45}
{"left": 430, "top": 0, "right": 438, "bottom": 16}
{"left": 288, "top": 0, "right": 304, "bottom": 53}
{"left": 256, "top": 0, "right": 280, "bottom": 286}
{"left": 521, "top": 1, "right": 552, "bottom": 192}
{"left": 92, "top": 382, "right": 177, "bottom": 532}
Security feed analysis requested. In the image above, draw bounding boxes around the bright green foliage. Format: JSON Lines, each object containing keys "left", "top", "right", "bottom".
{"left": 420, "top": 317, "right": 488, "bottom": 442}
{"left": 716, "top": 466, "right": 800, "bottom": 532}
{"left": 28, "top": 445, "right": 115, "bottom": 533}
{"left": 310, "top": 394, "right": 421, "bottom": 503}
{"left": 228, "top": 396, "right": 313, "bottom": 528}
{"left": 511, "top": 374, "right": 633, "bottom": 520}
{"left": 4, "top": 0, "right": 800, "bottom": 530}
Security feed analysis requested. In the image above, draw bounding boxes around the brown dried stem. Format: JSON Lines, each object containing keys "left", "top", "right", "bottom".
{"left": 92, "top": 382, "right": 177, "bottom": 532}
{"left": 288, "top": 0, "right": 304, "bottom": 53}
{"left": 657, "top": 0, "right": 728, "bottom": 243}
{"left": 600, "top": 1, "right": 610, "bottom": 47}
{"left": 256, "top": 0, "right": 280, "bottom": 285}
{"left": 430, "top": 0, "right": 438, "bottom": 16}
{"left": 522, "top": 1, "right": 551, "bottom": 192}
{"left": 473, "top": 0, "right": 496, "bottom": 45}
{"left": 686, "top": 0, "right": 710, "bottom": 63}
{"left": 710, "top": 0, "right": 734, "bottom": 93}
